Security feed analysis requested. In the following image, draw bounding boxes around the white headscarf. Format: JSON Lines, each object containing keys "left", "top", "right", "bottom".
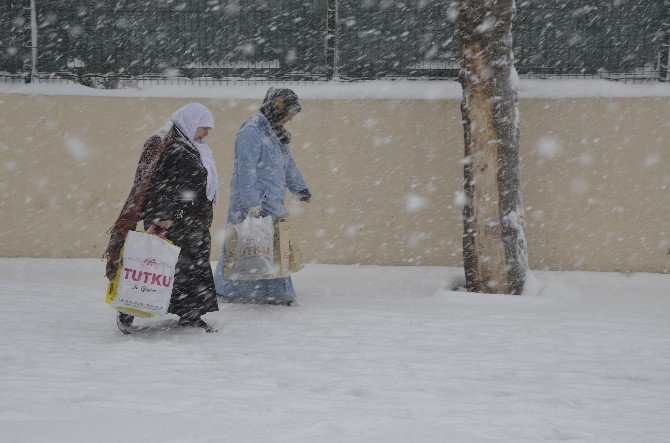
{"left": 171, "top": 103, "right": 219, "bottom": 203}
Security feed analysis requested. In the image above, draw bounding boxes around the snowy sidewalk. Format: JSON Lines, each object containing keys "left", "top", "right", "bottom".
{"left": 0, "top": 259, "right": 669, "bottom": 442}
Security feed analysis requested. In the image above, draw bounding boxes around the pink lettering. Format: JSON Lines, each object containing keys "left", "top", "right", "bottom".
{"left": 143, "top": 271, "right": 151, "bottom": 284}
{"left": 151, "top": 273, "right": 162, "bottom": 285}
{"left": 162, "top": 276, "right": 172, "bottom": 287}
{"left": 123, "top": 268, "right": 132, "bottom": 279}
{"left": 131, "top": 269, "right": 142, "bottom": 281}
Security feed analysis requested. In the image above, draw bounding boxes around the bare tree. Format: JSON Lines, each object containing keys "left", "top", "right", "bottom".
{"left": 458, "top": 0, "right": 528, "bottom": 294}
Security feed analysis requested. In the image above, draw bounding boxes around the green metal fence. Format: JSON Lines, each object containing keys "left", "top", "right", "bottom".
{"left": 1, "top": 0, "right": 668, "bottom": 82}
{"left": 0, "top": 0, "right": 25, "bottom": 73}
{"left": 514, "top": 0, "right": 668, "bottom": 78}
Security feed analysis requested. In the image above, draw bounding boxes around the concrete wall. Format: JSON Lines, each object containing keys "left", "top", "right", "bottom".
{"left": 1, "top": 93, "right": 668, "bottom": 273}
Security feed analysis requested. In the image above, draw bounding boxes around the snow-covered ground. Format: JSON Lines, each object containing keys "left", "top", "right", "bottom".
{"left": 1, "top": 79, "right": 670, "bottom": 100}
{"left": 1, "top": 258, "right": 669, "bottom": 442}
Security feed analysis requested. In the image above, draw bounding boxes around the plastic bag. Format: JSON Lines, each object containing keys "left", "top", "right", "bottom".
{"left": 106, "top": 229, "right": 181, "bottom": 317}
{"left": 232, "top": 215, "right": 274, "bottom": 280}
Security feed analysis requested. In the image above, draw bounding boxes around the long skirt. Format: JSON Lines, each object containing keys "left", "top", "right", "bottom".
{"left": 156, "top": 223, "right": 219, "bottom": 317}
{"left": 214, "top": 262, "right": 296, "bottom": 304}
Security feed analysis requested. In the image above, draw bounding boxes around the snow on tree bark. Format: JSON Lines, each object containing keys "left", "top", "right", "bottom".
{"left": 458, "top": 0, "right": 528, "bottom": 294}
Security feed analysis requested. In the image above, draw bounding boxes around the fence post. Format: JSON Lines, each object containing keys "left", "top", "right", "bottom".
{"left": 30, "top": 0, "right": 38, "bottom": 83}
{"left": 326, "top": 0, "right": 339, "bottom": 79}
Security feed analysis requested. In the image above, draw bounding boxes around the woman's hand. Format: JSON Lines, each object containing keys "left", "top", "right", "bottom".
{"left": 154, "top": 220, "right": 173, "bottom": 229}
{"left": 298, "top": 189, "right": 312, "bottom": 203}
{"left": 247, "top": 206, "right": 264, "bottom": 218}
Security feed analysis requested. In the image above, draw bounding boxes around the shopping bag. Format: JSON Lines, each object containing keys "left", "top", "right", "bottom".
{"left": 232, "top": 215, "right": 274, "bottom": 279}
{"left": 107, "top": 228, "right": 181, "bottom": 318}
{"left": 222, "top": 218, "right": 304, "bottom": 281}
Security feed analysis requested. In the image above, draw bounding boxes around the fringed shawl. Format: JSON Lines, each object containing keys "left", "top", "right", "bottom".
{"left": 103, "top": 124, "right": 175, "bottom": 279}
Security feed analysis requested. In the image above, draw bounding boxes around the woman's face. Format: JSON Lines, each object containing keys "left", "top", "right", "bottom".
{"left": 194, "top": 126, "right": 211, "bottom": 142}
{"left": 279, "top": 114, "right": 294, "bottom": 125}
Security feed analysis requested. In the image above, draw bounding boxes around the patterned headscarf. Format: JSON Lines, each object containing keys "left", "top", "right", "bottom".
{"left": 260, "top": 88, "right": 301, "bottom": 144}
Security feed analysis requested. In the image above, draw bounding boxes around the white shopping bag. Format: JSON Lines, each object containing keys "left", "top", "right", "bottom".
{"left": 232, "top": 215, "right": 274, "bottom": 280}
{"left": 111, "top": 230, "right": 181, "bottom": 317}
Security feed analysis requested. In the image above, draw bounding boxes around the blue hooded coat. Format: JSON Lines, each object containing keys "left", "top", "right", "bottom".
{"left": 214, "top": 111, "right": 308, "bottom": 303}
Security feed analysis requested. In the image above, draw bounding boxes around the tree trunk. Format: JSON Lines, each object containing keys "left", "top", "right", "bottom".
{"left": 458, "top": 0, "right": 528, "bottom": 294}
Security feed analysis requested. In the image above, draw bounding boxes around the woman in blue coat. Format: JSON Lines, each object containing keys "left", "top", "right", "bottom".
{"left": 214, "top": 88, "right": 311, "bottom": 305}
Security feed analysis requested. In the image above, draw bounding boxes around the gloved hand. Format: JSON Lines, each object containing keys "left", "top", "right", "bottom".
{"left": 248, "top": 206, "right": 262, "bottom": 218}
{"left": 298, "top": 188, "right": 312, "bottom": 203}
{"left": 247, "top": 206, "right": 269, "bottom": 218}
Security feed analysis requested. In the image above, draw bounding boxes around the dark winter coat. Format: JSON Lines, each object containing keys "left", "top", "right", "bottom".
{"left": 141, "top": 125, "right": 219, "bottom": 318}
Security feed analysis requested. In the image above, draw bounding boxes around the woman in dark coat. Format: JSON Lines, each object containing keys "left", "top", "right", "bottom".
{"left": 106, "top": 103, "right": 219, "bottom": 332}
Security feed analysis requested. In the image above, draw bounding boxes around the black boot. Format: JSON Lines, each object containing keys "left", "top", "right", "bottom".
{"left": 116, "top": 312, "right": 134, "bottom": 334}
{"left": 178, "top": 315, "right": 218, "bottom": 333}
{"left": 267, "top": 300, "right": 293, "bottom": 306}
